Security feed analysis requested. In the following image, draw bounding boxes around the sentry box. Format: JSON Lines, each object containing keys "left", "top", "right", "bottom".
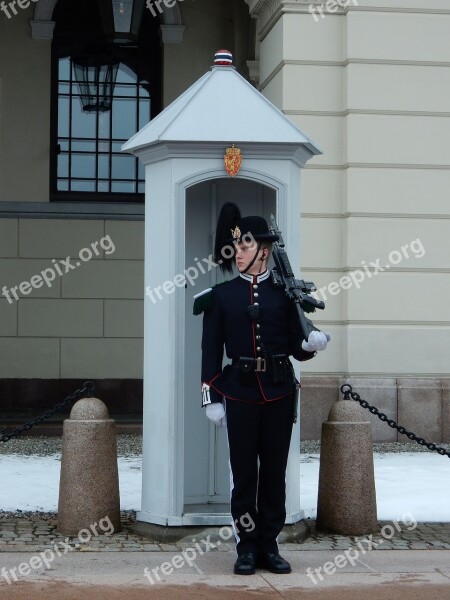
{"left": 122, "top": 51, "right": 321, "bottom": 527}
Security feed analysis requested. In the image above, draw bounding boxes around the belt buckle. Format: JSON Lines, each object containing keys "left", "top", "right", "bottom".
{"left": 255, "top": 357, "right": 266, "bottom": 372}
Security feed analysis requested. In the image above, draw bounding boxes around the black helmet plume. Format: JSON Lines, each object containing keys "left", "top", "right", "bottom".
{"left": 214, "top": 202, "right": 241, "bottom": 273}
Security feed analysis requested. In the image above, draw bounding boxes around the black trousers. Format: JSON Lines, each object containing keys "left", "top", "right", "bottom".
{"left": 225, "top": 394, "right": 294, "bottom": 555}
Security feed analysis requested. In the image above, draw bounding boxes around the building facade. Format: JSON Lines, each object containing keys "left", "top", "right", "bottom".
{"left": 0, "top": 0, "right": 449, "bottom": 441}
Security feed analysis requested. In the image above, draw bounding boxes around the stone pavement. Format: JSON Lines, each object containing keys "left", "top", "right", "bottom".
{"left": 0, "top": 548, "right": 450, "bottom": 600}
{"left": 1, "top": 512, "right": 449, "bottom": 599}
{"left": 1, "top": 511, "right": 450, "bottom": 553}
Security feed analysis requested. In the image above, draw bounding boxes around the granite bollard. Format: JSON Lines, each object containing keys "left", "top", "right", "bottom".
{"left": 316, "top": 396, "right": 378, "bottom": 535}
{"left": 57, "top": 395, "right": 121, "bottom": 535}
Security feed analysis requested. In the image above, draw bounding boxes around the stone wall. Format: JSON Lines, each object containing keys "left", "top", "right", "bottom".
{"left": 0, "top": 217, "right": 144, "bottom": 379}
{"left": 300, "top": 376, "right": 450, "bottom": 443}
{"left": 251, "top": 0, "right": 450, "bottom": 391}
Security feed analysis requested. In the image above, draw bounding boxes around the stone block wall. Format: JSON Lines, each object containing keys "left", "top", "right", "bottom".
{"left": 0, "top": 218, "right": 144, "bottom": 380}
{"left": 300, "top": 377, "right": 450, "bottom": 443}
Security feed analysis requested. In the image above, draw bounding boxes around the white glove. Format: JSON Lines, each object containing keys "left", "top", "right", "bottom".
{"left": 205, "top": 403, "right": 226, "bottom": 427}
{"left": 302, "top": 330, "right": 329, "bottom": 352}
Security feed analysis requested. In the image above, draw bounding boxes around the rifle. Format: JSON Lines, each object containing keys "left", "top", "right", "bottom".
{"left": 269, "top": 214, "right": 330, "bottom": 343}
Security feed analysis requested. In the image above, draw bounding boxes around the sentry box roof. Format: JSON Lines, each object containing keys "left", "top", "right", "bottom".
{"left": 122, "top": 50, "right": 322, "bottom": 155}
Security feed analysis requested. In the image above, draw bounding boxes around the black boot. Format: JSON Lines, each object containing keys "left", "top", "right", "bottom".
{"left": 234, "top": 552, "right": 258, "bottom": 575}
{"left": 258, "top": 552, "right": 292, "bottom": 574}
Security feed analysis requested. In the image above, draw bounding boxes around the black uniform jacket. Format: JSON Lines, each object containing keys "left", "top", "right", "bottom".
{"left": 200, "top": 269, "right": 315, "bottom": 404}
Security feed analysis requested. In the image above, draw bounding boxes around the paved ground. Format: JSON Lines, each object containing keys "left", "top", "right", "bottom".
{"left": 0, "top": 513, "right": 449, "bottom": 598}
{"left": 0, "top": 548, "right": 449, "bottom": 599}
{"left": 1, "top": 512, "right": 450, "bottom": 552}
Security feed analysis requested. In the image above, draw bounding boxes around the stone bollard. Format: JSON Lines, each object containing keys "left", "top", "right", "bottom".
{"left": 57, "top": 391, "right": 121, "bottom": 536}
{"left": 316, "top": 389, "right": 378, "bottom": 535}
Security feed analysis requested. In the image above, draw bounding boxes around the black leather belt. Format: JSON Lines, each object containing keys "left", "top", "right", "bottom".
{"left": 231, "top": 357, "right": 266, "bottom": 371}
{"left": 232, "top": 355, "right": 292, "bottom": 383}
{"left": 231, "top": 355, "right": 290, "bottom": 371}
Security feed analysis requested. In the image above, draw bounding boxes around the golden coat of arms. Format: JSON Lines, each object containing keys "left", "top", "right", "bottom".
{"left": 224, "top": 144, "right": 242, "bottom": 177}
{"left": 231, "top": 225, "right": 242, "bottom": 241}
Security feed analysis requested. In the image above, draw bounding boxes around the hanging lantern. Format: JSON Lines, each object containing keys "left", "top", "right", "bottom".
{"left": 97, "top": 0, "right": 145, "bottom": 44}
{"left": 73, "top": 58, "right": 119, "bottom": 112}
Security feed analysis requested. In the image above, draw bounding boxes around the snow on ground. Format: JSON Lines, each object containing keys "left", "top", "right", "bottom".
{"left": 300, "top": 453, "right": 450, "bottom": 522}
{"left": 0, "top": 455, "right": 142, "bottom": 513}
{"left": 1, "top": 453, "right": 450, "bottom": 521}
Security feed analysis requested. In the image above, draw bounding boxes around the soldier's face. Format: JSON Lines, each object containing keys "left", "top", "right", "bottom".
{"left": 234, "top": 240, "right": 259, "bottom": 272}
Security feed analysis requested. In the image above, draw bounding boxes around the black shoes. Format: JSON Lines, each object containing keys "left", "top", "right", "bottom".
{"left": 234, "top": 552, "right": 292, "bottom": 575}
{"left": 234, "top": 552, "right": 257, "bottom": 575}
{"left": 257, "top": 552, "right": 292, "bottom": 574}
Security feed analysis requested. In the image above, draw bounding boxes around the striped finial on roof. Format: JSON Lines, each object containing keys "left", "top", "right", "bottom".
{"left": 214, "top": 49, "right": 233, "bottom": 66}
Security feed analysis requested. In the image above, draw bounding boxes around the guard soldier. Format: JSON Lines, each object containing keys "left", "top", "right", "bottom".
{"left": 194, "top": 203, "right": 329, "bottom": 575}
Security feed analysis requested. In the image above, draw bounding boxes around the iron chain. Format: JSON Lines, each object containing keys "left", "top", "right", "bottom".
{"left": 340, "top": 384, "right": 450, "bottom": 458}
{"left": 0, "top": 381, "right": 95, "bottom": 443}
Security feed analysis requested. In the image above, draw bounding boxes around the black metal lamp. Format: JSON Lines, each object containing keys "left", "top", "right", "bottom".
{"left": 98, "top": 0, "right": 145, "bottom": 44}
{"left": 73, "top": 58, "right": 119, "bottom": 112}
{"left": 73, "top": 0, "right": 145, "bottom": 111}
